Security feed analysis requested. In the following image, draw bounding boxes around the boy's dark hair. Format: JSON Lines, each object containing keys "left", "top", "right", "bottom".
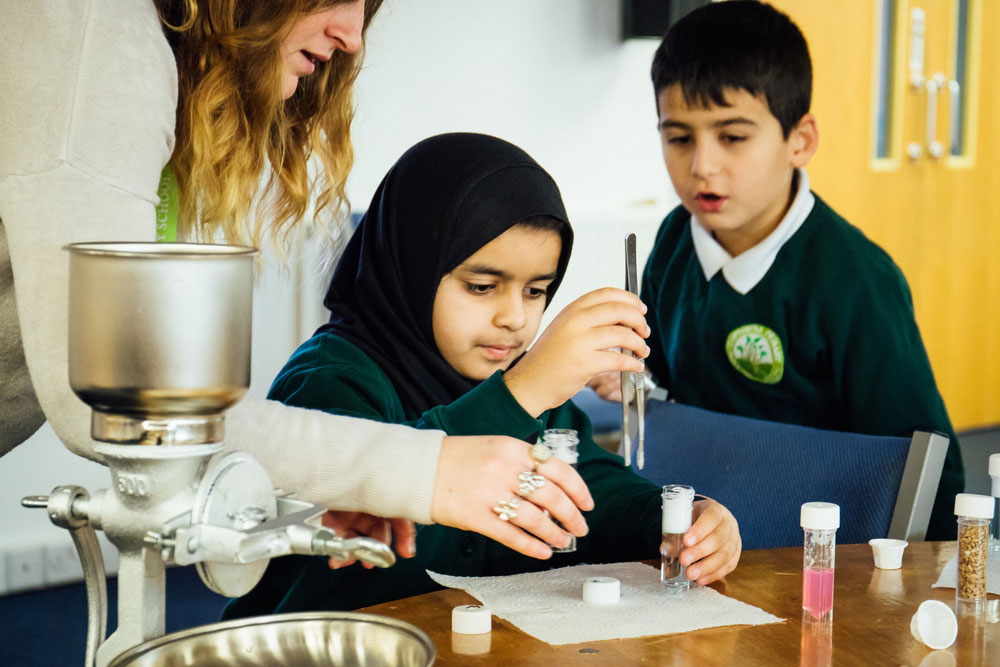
{"left": 651, "top": 1, "right": 811, "bottom": 138}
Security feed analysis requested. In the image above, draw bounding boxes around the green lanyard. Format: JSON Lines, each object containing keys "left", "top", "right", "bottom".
{"left": 155, "top": 165, "right": 180, "bottom": 242}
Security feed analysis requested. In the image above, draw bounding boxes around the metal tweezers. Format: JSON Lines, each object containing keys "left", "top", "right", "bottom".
{"left": 621, "top": 233, "right": 645, "bottom": 469}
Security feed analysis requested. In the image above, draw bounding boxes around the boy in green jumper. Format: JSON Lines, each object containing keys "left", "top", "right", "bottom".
{"left": 604, "top": 1, "right": 962, "bottom": 539}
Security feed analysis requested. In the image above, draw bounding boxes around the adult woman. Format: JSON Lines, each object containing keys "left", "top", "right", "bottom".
{"left": 0, "top": 0, "right": 594, "bottom": 559}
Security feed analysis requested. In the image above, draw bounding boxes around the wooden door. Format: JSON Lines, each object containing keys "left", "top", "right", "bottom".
{"left": 769, "top": 0, "right": 999, "bottom": 430}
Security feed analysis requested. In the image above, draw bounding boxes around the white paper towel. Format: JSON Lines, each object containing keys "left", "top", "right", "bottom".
{"left": 428, "top": 562, "right": 783, "bottom": 645}
{"left": 931, "top": 553, "right": 1000, "bottom": 593}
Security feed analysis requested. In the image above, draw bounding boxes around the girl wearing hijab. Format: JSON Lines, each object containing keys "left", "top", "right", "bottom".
{"left": 223, "top": 133, "right": 741, "bottom": 616}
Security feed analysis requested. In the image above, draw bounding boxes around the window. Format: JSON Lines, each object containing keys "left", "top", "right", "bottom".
{"left": 873, "top": 0, "right": 897, "bottom": 159}
{"left": 949, "top": 0, "right": 970, "bottom": 156}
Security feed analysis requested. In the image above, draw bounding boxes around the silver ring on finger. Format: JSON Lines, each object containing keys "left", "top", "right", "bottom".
{"left": 492, "top": 497, "right": 520, "bottom": 521}
{"left": 516, "top": 470, "right": 547, "bottom": 497}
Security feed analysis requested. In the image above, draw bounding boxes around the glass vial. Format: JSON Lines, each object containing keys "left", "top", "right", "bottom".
{"left": 542, "top": 429, "right": 579, "bottom": 553}
{"left": 989, "top": 454, "right": 1000, "bottom": 556}
{"left": 954, "top": 493, "right": 994, "bottom": 612}
{"left": 801, "top": 502, "right": 839, "bottom": 623}
{"left": 660, "top": 484, "right": 694, "bottom": 590}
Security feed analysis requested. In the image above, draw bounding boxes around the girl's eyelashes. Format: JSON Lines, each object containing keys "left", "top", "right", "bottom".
{"left": 462, "top": 282, "right": 548, "bottom": 298}
{"left": 465, "top": 282, "right": 495, "bottom": 295}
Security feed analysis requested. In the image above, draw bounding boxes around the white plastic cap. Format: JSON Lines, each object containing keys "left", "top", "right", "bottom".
{"left": 661, "top": 485, "right": 695, "bottom": 534}
{"left": 451, "top": 605, "right": 492, "bottom": 634}
{"left": 800, "top": 502, "right": 840, "bottom": 530}
{"left": 582, "top": 576, "right": 621, "bottom": 604}
{"left": 909, "top": 599, "right": 957, "bottom": 650}
{"left": 954, "top": 493, "right": 995, "bottom": 519}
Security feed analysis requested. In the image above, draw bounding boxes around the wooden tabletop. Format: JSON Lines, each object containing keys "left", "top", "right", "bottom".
{"left": 358, "top": 542, "right": 1000, "bottom": 666}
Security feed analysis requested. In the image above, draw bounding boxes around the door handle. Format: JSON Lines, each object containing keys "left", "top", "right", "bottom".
{"left": 925, "top": 72, "right": 946, "bottom": 159}
{"left": 910, "top": 72, "right": 946, "bottom": 161}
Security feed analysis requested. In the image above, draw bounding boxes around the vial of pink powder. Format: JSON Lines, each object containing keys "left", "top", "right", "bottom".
{"left": 800, "top": 502, "right": 840, "bottom": 624}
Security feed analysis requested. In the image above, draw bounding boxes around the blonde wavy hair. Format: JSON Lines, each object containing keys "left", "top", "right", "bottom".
{"left": 157, "top": 0, "right": 383, "bottom": 253}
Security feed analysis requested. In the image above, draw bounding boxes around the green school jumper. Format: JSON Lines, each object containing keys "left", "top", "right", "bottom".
{"left": 641, "top": 196, "right": 963, "bottom": 540}
{"left": 222, "top": 334, "right": 662, "bottom": 617}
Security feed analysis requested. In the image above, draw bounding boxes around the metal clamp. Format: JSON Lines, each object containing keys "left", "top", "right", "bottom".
{"left": 621, "top": 233, "right": 645, "bottom": 469}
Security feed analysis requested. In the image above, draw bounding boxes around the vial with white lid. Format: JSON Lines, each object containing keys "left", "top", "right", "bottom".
{"left": 660, "top": 484, "right": 694, "bottom": 590}
{"left": 989, "top": 454, "right": 1000, "bottom": 556}
{"left": 542, "top": 429, "right": 579, "bottom": 553}
{"left": 954, "top": 493, "right": 994, "bottom": 611}
{"left": 801, "top": 502, "right": 839, "bottom": 623}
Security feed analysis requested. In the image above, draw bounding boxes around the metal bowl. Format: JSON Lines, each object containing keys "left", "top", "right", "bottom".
{"left": 108, "top": 612, "right": 436, "bottom": 666}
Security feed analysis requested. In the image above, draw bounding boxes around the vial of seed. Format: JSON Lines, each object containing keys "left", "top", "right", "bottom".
{"left": 801, "top": 502, "right": 839, "bottom": 624}
{"left": 989, "top": 454, "right": 1000, "bottom": 556}
{"left": 954, "top": 493, "right": 994, "bottom": 611}
{"left": 542, "top": 429, "right": 579, "bottom": 553}
{"left": 660, "top": 484, "right": 694, "bottom": 590}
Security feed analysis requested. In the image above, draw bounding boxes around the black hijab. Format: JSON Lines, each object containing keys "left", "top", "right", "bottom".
{"left": 319, "top": 133, "right": 573, "bottom": 417}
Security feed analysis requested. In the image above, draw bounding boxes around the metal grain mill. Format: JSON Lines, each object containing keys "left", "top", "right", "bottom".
{"left": 22, "top": 243, "right": 396, "bottom": 667}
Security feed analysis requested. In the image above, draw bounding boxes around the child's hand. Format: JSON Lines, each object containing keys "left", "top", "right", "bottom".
{"left": 504, "top": 287, "right": 649, "bottom": 417}
{"left": 680, "top": 498, "right": 742, "bottom": 585}
{"left": 320, "top": 512, "right": 417, "bottom": 569}
{"left": 586, "top": 370, "right": 623, "bottom": 402}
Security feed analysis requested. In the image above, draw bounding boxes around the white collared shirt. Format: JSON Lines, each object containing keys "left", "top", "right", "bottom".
{"left": 690, "top": 169, "right": 816, "bottom": 295}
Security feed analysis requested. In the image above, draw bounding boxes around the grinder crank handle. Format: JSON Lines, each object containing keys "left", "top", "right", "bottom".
{"left": 23, "top": 487, "right": 107, "bottom": 667}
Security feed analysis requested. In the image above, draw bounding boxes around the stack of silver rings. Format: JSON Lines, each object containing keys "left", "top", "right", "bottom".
{"left": 492, "top": 442, "right": 553, "bottom": 521}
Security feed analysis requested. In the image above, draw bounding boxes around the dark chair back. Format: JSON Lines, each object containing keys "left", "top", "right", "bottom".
{"left": 633, "top": 401, "right": 937, "bottom": 549}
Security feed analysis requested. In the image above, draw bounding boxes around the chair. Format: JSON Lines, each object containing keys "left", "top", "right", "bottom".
{"left": 632, "top": 401, "right": 949, "bottom": 549}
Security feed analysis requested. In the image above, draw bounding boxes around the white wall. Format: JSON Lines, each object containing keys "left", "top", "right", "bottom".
{"left": 350, "top": 0, "right": 671, "bottom": 216}
{"left": 0, "top": 0, "right": 679, "bottom": 593}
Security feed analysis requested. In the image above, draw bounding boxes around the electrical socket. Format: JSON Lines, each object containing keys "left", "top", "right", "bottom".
{"left": 5, "top": 546, "right": 45, "bottom": 593}
{"left": 44, "top": 541, "right": 83, "bottom": 586}
{"left": 0, "top": 536, "right": 121, "bottom": 597}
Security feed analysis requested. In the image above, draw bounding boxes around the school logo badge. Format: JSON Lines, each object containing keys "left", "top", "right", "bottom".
{"left": 725, "top": 324, "right": 784, "bottom": 384}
